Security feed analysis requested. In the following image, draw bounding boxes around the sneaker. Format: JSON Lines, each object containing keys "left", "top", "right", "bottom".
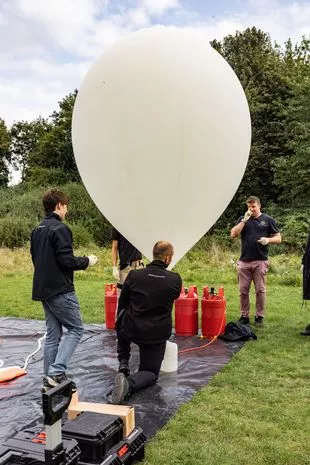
{"left": 300, "top": 324, "right": 310, "bottom": 336}
{"left": 254, "top": 316, "right": 264, "bottom": 326}
{"left": 111, "top": 373, "right": 130, "bottom": 404}
{"left": 239, "top": 316, "right": 250, "bottom": 325}
{"left": 42, "top": 374, "right": 77, "bottom": 393}
{"left": 118, "top": 359, "right": 130, "bottom": 377}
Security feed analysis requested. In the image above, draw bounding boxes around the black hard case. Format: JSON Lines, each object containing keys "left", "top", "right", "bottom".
{"left": 62, "top": 412, "right": 123, "bottom": 463}
{"left": 1, "top": 431, "right": 80, "bottom": 465}
{"left": 99, "top": 427, "right": 146, "bottom": 465}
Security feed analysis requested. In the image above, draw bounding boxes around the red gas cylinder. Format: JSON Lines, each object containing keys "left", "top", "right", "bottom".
{"left": 174, "top": 285, "right": 198, "bottom": 336}
{"left": 104, "top": 283, "right": 117, "bottom": 329}
{"left": 201, "top": 286, "right": 226, "bottom": 338}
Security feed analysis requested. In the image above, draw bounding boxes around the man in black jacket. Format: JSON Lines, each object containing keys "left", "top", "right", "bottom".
{"left": 111, "top": 241, "right": 182, "bottom": 404}
{"left": 30, "top": 189, "right": 98, "bottom": 391}
{"left": 300, "top": 229, "right": 310, "bottom": 335}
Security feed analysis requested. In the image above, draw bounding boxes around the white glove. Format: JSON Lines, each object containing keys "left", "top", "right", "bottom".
{"left": 242, "top": 209, "right": 252, "bottom": 223}
{"left": 301, "top": 264, "right": 304, "bottom": 273}
{"left": 87, "top": 255, "right": 98, "bottom": 266}
{"left": 258, "top": 237, "right": 269, "bottom": 246}
{"left": 112, "top": 266, "right": 120, "bottom": 281}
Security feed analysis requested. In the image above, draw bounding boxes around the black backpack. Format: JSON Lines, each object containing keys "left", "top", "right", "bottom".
{"left": 219, "top": 322, "right": 257, "bottom": 341}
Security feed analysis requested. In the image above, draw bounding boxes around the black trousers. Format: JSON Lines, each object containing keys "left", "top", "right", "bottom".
{"left": 117, "top": 332, "right": 166, "bottom": 394}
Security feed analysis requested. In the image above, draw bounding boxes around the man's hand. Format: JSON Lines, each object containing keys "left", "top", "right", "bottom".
{"left": 112, "top": 266, "right": 120, "bottom": 281}
{"left": 87, "top": 255, "right": 98, "bottom": 266}
{"left": 242, "top": 209, "right": 252, "bottom": 223}
{"left": 258, "top": 237, "right": 269, "bottom": 246}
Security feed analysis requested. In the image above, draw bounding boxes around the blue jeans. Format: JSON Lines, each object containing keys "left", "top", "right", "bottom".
{"left": 42, "top": 292, "right": 84, "bottom": 377}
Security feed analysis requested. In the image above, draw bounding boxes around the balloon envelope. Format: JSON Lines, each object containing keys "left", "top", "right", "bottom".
{"left": 72, "top": 26, "right": 251, "bottom": 265}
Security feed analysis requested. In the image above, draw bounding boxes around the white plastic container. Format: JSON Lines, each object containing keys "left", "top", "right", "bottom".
{"left": 160, "top": 341, "right": 178, "bottom": 372}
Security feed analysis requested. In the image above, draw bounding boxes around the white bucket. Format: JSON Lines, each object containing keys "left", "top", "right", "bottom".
{"left": 160, "top": 341, "right": 178, "bottom": 372}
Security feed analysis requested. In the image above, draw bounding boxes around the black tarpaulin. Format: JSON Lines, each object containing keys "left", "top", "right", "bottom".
{"left": 0, "top": 317, "right": 243, "bottom": 447}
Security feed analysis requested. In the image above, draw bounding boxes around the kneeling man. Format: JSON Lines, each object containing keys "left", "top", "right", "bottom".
{"left": 111, "top": 241, "right": 182, "bottom": 404}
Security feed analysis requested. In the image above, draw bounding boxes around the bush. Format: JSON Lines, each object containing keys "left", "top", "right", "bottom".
{"left": 280, "top": 212, "right": 309, "bottom": 252}
{"left": 69, "top": 223, "right": 94, "bottom": 247}
{"left": 0, "top": 186, "right": 44, "bottom": 221}
{"left": 0, "top": 216, "right": 34, "bottom": 248}
{"left": 64, "top": 183, "right": 112, "bottom": 246}
{"left": 25, "top": 167, "right": 71, "bottom": 187}
{"left": 0, "top": 182, "right": 113, "bottom": 248}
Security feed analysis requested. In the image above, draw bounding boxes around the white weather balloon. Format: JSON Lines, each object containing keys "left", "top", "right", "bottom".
{"left": 72, "top": 27, "right": 251, "bottom": 265}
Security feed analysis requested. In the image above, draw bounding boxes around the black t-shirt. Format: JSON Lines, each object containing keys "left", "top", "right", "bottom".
{"left": 112, "top": 228, "right": 142, "bottom": 269}
{"left": 237, "top": 213, "right": 279, "bottom": 261}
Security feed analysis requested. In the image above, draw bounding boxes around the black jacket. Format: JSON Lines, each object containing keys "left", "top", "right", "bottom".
{"left": 302, "top": 231, "right": 310, "bottom": 300}
{"left": 117, "top": 260, "right": 182, "bottom": 344}
{"left": 30, "top": 213, "right": 89, "bottom": 301}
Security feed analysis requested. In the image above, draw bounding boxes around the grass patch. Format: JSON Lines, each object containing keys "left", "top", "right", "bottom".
{"left": 0, "top": 245, "right": 308, "bottom": 464}
{"left": 145, "top": 307, "right": 310, "bottom": 465}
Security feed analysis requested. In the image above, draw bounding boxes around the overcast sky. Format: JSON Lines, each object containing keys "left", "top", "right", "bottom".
{"left": 1, "top": 0, "right": 309, "bottom": 127}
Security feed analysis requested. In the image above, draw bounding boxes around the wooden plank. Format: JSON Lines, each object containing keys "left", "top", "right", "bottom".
{"left": 67, "top": 401, "right": 135, "bottom": 437}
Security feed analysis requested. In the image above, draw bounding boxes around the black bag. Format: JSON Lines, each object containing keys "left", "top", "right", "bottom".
{"left": 219, "top": 322, "right": 257, "bottom": 341}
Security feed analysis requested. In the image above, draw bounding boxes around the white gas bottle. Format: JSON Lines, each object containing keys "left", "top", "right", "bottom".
{"left": 160, "top": 341, "right": 178, "bottom": 372}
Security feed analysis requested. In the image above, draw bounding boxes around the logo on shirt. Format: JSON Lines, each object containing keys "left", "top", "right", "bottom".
{"left": 259, "top": 220, "right": 267, "bottom": 227}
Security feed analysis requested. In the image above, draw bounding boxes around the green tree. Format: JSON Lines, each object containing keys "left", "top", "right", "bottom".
{"left": 10, "top": 118, "right": 50, "bottom": 181}
{"left": 211, "top": 27, "right": 294, "bottom": 224}
{"left": 272, "top": 37, "right": 310, "bottom": 207}
{"left": 25, "top": 91, "right": 80, "bottom": 183}
{"left": 0, "top": 119, "right": 11, "bottom": 187}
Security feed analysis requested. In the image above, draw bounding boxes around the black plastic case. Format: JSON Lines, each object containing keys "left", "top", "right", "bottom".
{"left": 1, "top": 431, "right": 80, "bottom": 465}
{"left": 100, "top": 427, "right": 146, "bottom": 465}
{"left": 62, "top": 412, "right": 123, "bottom": 463}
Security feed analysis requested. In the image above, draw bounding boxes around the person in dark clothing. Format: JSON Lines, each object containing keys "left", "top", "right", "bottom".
{"left": 30, "top": 189, "right": 98, "bottom": 391}
{"left": 300, "top": 229, "right": 310, "bottom": 335}
{"left": 111, "top": 228, "right": 144, "bottom": 293}
{"left": 111, "top": 241, "right": 182, "bottom": 404}
{"left": 230, "top": 196, "right": 281, "bottom": 326}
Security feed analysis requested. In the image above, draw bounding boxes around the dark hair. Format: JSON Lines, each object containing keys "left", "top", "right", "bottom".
{"left": 246, "top": 195, "right": 261, "bottom": 205}
{"left": 153, "top": 241, "right": 174, "bottom": 261}
{"left": 42, "top": 189, "right": 69, "bottom": 214}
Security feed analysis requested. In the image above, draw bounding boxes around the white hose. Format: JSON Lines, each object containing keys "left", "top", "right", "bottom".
{"left": 22, "top": 332, "right": 47, "bottom": 370}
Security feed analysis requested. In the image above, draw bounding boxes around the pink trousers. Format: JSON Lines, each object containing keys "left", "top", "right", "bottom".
{"left": 237, "top": 260, "right": 269, "bottom": 318}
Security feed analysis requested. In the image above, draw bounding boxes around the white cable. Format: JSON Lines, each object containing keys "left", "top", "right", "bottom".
{"left": 23, "top": 332, "right": 47, "bottom": 370}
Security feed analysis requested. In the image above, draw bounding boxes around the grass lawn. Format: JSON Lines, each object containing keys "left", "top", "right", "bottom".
{"left": 0, "top": 246, "right": 309, "bottom": 464}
